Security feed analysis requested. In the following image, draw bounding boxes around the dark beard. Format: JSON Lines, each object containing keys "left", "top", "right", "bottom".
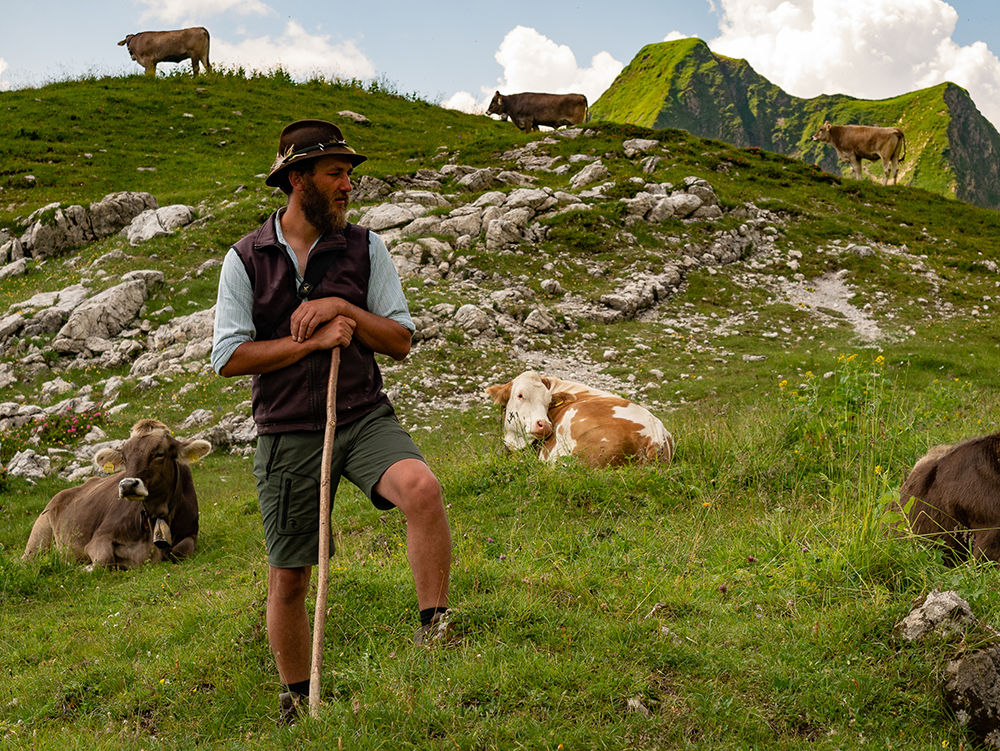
{"left": 299, "top": 174, "right": 349, "bottom": 234}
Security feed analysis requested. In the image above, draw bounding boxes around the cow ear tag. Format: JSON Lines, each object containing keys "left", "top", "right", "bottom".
{"left": 103, "top": 462, "right": 115, "bottom": 474}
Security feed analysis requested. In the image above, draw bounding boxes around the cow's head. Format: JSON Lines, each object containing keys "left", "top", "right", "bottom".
{"left": 485, "top": 370, "right": 558, "bottom": 450}
{"left": 811, "top": 121, "right": 833, "bottom": 143}
{"left": 486, "top": 91, "right": 505, "bottom": 117}
{"left": 117, "top": 34, "right": 135, "bottom": 48}
{"left": 93, "top": 419, "right": 212, "bottom": 549}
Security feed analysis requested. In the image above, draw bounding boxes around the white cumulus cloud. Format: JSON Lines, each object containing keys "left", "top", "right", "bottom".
{"left": 493, "top": 26, "right": 623, "bottom": 102}
{"left": 212, "top": 21, "right": 376, "bottom": 80}
{"left": 137, "top": 0, "right": 271, "bottom": 24}
{"left": 708, "top": 0, "right": 1000, "bottom": 130}
{"left": 443, "top": 26, "right": 623, "bottom": 114}
{"left": 440, "top": 91, "right": 483, "bottom": 114}
{"left": 0, "top": 58, "right": 9, "bottom": 92}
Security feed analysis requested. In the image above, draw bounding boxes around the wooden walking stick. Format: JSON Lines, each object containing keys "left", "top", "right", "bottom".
{"left": 310, "top": 346, "right": 340, "bottom": 717}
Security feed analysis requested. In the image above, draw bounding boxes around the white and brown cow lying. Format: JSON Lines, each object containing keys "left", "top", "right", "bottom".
{"left": 23, "top": 419, "right": 212, "bottom": 569}
{"left": 485, "top": 371, "right": 674, "bottom": 467}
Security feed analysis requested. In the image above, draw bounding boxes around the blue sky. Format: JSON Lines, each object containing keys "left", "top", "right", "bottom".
{"left": 2, "top": 0, "right": 999, "bottom": 128}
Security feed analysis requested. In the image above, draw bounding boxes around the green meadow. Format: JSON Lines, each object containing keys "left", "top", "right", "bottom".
{"left": 2, "top": 69, "right": 1000, "bottom": 749}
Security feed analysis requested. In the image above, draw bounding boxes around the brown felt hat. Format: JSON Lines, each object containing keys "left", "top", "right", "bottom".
{"left": 264, "top": 119, "right": 367, "bottom": 188}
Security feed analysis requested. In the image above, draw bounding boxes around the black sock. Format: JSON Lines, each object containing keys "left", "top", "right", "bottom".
{"left": 286, "top": 679, "right": 310, "bottom": 697}
{"left": 420, "top": 606, "right": 449, "bottom": 627}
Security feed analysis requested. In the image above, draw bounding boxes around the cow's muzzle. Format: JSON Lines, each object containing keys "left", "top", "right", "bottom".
{"left": 152, "top": 518, "right": 172, "bottom": 550}
{"left": 529, "top": 419, "right": 553, "bottom": 440}
{"left": 119, "top": 477, "right": 148, "bottom": 501}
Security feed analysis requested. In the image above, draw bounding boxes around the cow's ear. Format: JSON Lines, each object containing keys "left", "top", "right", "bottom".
{"left": 540, "top": 377, "right": 552, "bottom": 390}
{"left": 485, "top": 383, "right": 512, "bottom": 405}
{"left": 93, "top": 447, "right": 124, "bottom": 475}
{"left": 179, "top": 439, "right": 213, "bottom": 465}
{"left": 548, "top": 391, "right": 577, "bottom": 407}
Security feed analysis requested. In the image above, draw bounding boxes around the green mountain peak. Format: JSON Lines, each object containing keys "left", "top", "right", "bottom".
{"left": 591, "top": 39, "right": 1000, "bottom": 210}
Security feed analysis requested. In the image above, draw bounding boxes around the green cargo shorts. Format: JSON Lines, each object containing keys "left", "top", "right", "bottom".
{"left": 253, "top": 404, "right": 425, "bottom": 568}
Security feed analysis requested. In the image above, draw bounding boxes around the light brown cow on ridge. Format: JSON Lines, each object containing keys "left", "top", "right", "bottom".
{"left": 811, "top": 121, "right": 906, "bottom": 185}
{"left": 118, "top": 27, "right": 212, "bottom": 76}
{"left": 23, "top": 419, "right": 212, "bottom": 569}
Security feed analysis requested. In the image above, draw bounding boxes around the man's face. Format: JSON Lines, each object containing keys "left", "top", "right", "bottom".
{"left": 297, "top": 155, "right": 353, "bottom": 234}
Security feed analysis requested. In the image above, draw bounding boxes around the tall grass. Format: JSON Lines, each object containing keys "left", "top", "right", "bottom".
{"left": 2, "top": 353, "right": 994, "bottom": 749}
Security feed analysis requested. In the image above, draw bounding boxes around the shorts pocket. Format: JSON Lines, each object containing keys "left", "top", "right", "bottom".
{"left": 277, "top": 470, "right": 319, "bottom": 536}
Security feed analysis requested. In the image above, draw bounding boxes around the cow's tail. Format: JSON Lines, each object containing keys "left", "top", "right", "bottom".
{"left": 896, "top": 129, "right": 906, "bottom": 163}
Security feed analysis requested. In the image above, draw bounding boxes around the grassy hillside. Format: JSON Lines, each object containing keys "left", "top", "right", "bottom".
{"left": 3, "top": 71, "right": 1000, "bottom": 749}
{"left": 591, "top": 39, "right": 1000, "bottom": 210}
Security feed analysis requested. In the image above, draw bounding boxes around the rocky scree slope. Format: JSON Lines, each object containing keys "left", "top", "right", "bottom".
{"left": 0, "top": 127, "right": 979, "bottom": 482}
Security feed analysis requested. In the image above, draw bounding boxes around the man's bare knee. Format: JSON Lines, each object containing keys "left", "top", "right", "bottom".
{"left": 269, "top": 567, "right": 311, "bottom": 604}
{"left": 402, "top": 478, "right": 447, "bottom": 527}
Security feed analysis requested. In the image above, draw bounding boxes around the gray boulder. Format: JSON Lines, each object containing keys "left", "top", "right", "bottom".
{"left": 0, "top": 258, "right": 28, "bottom": 280}
{"left": 360, "top": 203, "right": 428, "bottom": 232}
{"left": 454, "top": 304, "right": 491, "bottom": 333}
{"left": 570, "top": 161, "right": 609, "bottom": 189}
{"left": 89, "top": 192, "right": 158, "bottom": 237}
{"left": 457, "top": 169, "right": 497, "bottom": 192}
{"left": 945, "top": 647, "right": 1000, "bottom": 746}
{"left": 7, "top": 449, "right": 50, "bottom": 481}
{"left": 122, "top": 205, "right": 195, "bottom": 245}
{"left": 485, "top": 219, "right": 523, "bottom": 252}
{"left": 52, "top": 279, "right": 148, "bottom": 352}
{"left": 895, "top": 589, "right": 977, "bottom": 641}
{"left": 623, "top": 138, "right": 660, "bottom": 157}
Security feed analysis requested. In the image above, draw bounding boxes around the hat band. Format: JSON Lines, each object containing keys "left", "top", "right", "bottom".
{"left": 274, "top": 141, "right": 354, "bottom": 172}
{"left": 287, "top": 140, "right": 350, "bottom": 159}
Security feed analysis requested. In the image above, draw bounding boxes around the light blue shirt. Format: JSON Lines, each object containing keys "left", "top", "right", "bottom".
{"left": 212, "top": 215, "right": 414, "bottom": 375}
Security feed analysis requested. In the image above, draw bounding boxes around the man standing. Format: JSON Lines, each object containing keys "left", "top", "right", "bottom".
{"left": 211, "top": 120, "right": 452, "bottom": 724}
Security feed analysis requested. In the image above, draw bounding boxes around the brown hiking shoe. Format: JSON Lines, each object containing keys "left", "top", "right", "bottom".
{"left": 414, "top": 609, "right": 451, "bottom": 646}
{"left": 278, "top": 691, "right": 307, "bottom": 727}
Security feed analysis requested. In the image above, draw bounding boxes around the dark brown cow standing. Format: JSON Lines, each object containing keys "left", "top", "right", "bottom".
{"left": 118, "top": 27, "right": 212, "bottom": 76}
{"left": 22, "top": 419, "right": 212, "bottom": 569}
{"left": 811, "top": 121, "right": 906, "bottom": 185}
{"left": 895, "top": 432, "right": 1000, "bottom": 564}
{"left": 487, "top": 91, "right": 589, "bottom": 133}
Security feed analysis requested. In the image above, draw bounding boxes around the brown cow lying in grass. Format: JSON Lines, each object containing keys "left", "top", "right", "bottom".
{"left": 23, "top": 419, "right": 212, "bottom": 569}
{"left": 895, "top": 431, "right": 1000, "bottom": 564}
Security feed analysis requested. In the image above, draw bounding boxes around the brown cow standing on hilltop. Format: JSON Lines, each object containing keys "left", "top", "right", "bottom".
{"left": 118, "top": 27, "right": 212, "bottom": 76}
{"left": 487, "top": 91, "right": 589, "bottom": 133}
{"left": 811, "top": 121, "right": 906, "bottom": 185}
{"left": 23, "top": 419, "right": 212, "bottom": 569}
{"left": 894, "top": 431, "right": 1000, "bottom": 565}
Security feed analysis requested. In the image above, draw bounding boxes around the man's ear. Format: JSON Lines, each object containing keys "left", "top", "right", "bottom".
{"left": 287, "top": 166, "right": 311, "bottom": 192}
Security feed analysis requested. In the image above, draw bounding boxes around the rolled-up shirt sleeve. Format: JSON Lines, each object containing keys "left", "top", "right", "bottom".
{"left": 211, "top": 248, "right": 255, "bottom": 374}
{"left": 212, "top": 233, "right": 412, "bottom": 375}
{"left": 367, "top": 232, "right": 414, "bottom": 332}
